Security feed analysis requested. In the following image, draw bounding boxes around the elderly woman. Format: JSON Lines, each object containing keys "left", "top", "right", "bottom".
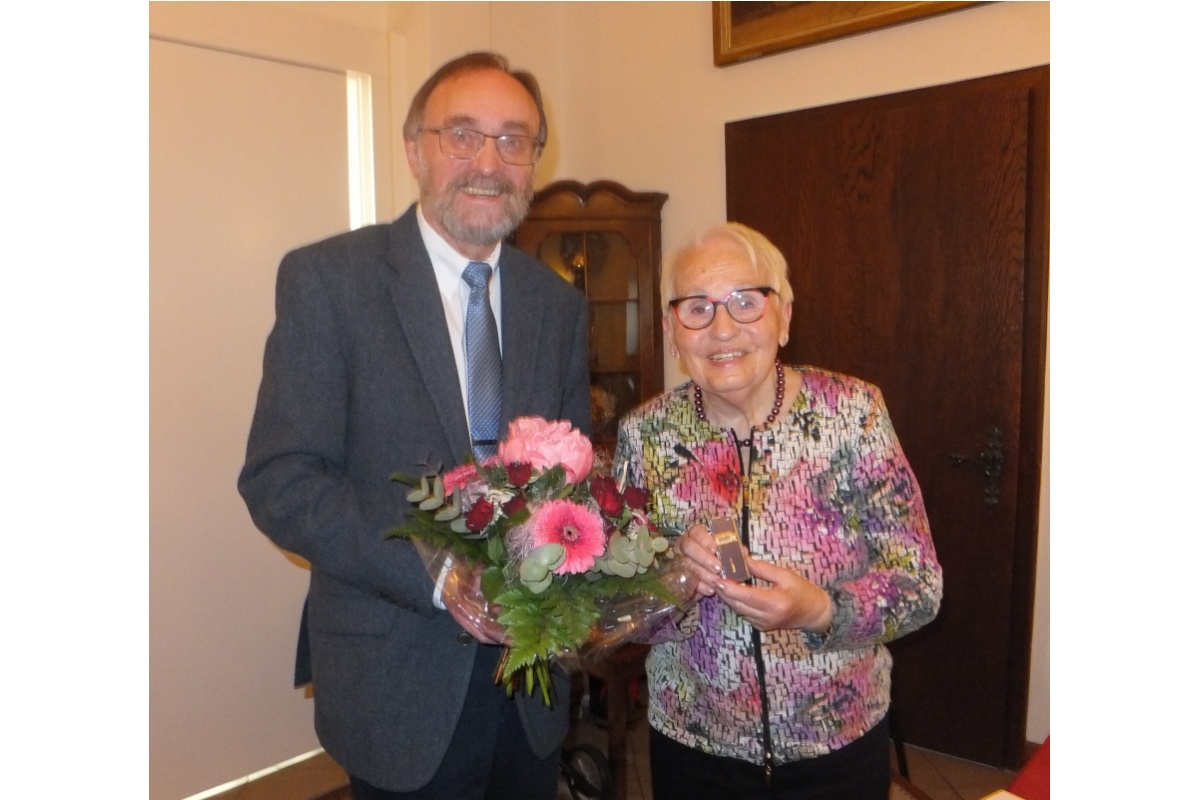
{"left": 616, "top": 222, "right": 942, "bottom": 799}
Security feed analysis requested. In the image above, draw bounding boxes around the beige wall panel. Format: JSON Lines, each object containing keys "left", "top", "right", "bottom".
{"left": 150, "top": 37, "right": 348, "bottom": 800}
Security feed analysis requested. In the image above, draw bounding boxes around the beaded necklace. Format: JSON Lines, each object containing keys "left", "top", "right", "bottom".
{"left": 693, "top": 360, "right": 785, "bottom": 448}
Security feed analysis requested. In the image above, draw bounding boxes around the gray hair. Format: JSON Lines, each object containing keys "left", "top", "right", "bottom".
{"left": 402, "top": 51, "right": 547, "bottom": 147}
{"left": 661, "top": 222, "right": 793, "bottom": 313}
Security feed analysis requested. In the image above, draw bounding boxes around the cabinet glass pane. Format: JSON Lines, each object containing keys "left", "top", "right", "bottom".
{"left": 583, "top": 232, "right": 637, "bottom": 301}
{"left": 535, "top": 233, "right": 584, "bottom": 289}
{"left": 535, "top": 232, "right": 638, "bottom": 301}
{"left": 589, "top": 301, "right": 639, "bottom": 372}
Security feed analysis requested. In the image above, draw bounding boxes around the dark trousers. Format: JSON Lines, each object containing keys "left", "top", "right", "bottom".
{"left": 349, "top": 647, "right": 560, "bottom": 800}
{"left": 649, "top": 715, "right": 891, "bottom": 800}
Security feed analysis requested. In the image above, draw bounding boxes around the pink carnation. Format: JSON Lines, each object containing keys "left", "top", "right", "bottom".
{"left": 442, "top": 463, "right": 481, "bottom": 494}
{"left": 528, "top": 499, "right": 606, "bottom": 574}
{"left": 497, "top": 417, "right": 594, "bottom": 483}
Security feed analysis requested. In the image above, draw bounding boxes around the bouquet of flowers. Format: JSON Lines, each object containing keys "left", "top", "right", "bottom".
{"left": 388, "top": 416, "right": 694, "bottom": 705}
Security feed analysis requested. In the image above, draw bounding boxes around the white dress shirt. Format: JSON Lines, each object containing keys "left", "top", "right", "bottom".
{"left": 415, "top": 205, "right": 503, "bottom": 609}
{"left": 415, "top": 205, "right": 503, "bottom": 424}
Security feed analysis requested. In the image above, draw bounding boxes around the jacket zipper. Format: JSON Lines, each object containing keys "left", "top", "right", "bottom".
{"left": 734, "top": 433, "right": 774, "bottom": 786}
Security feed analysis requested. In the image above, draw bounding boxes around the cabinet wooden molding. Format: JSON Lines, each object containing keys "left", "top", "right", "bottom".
{"left": 512, "top": 180, "right": 668, "bottom": 451}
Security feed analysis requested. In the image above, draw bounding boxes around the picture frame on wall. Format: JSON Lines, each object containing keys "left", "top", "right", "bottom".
{"left": 712, "top": 1, "right": 982, "bottom": 67}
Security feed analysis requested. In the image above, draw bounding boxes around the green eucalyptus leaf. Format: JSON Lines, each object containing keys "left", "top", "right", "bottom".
{"left": 523, "top": 572, "right": 553, "bottom": 594}
{"left": 530, "top": 543, "right": 566, "bottom": 571}
{"left": 520, "top": 558, "right": 550, "bottom": 584}
{"left": 610, "top": 559, "right": 638, "bottom": 578}
{"left": 609, "top": 534, "right": 633, "bottom": 563}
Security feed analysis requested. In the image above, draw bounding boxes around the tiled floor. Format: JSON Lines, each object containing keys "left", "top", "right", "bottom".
{"left": 558, "top": 698, "right": 1018, "bottom": 800}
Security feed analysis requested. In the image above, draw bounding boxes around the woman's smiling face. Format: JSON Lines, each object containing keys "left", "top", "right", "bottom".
{"left": 664, "top": 238, "right": 792, "bottom": 416}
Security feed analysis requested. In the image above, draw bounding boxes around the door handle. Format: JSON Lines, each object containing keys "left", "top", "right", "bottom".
{"left": 950, "top": 426, "right": 1003, "bottom": 507}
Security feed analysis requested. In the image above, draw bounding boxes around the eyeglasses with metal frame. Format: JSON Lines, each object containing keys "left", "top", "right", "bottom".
{"left": 668, "top": 287, "right": 775, "bottom": 330}
{"left": 420, "top": 126, "right": 543, "bottom": 166}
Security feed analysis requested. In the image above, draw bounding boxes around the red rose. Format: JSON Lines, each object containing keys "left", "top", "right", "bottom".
{"left": 623, "top": 486, "right": 649, "bottom": 510}
{"left": 590, "top": 475, "right": 626, "bottom": 517}
{"left": 506, "top": 461, "right": 533, "bottom": 487}
{"left": 502, "top": 494, "right": 527, "bottom": 516}
{"left": 464, "top": 497, "right": 495, "bottom": 532}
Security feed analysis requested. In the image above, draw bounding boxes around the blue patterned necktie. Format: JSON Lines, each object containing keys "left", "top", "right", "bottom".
{"left": 462, "top": 261, "right": 502, "bottom": 460}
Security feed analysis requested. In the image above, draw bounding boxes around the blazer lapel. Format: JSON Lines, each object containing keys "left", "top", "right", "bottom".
{"left": 385, "top": 208, "right": 473, "bottom": 462}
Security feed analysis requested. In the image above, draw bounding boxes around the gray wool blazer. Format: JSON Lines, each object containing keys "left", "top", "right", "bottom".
{"left": 238, "top": 204, "right": 592, "bottom": 791}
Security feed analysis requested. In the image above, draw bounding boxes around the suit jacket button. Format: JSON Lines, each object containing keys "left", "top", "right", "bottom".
{"left": 457, "top": 631, "right": 472, "bottom": 645}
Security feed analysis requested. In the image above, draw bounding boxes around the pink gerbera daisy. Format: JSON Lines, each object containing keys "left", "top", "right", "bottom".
{"left": 528, "top": 499, "right": 606, "bottom": 574}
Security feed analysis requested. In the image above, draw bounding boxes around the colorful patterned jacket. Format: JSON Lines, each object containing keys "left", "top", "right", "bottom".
{"left": 615, "top": 365, "right": 942, "bottom": 765}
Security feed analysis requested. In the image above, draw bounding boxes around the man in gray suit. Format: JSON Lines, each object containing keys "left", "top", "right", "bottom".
{"left": 238, "top": 52, "right": 591, "bottom": 800}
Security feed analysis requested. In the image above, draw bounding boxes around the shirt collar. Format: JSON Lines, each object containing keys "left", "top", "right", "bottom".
{"left": 415, "top": 203, "right": 501, "bottom": 281}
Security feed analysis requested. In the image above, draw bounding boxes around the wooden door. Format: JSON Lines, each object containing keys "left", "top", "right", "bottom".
{"left": 725, "top": 66, "right": 1048, "bottom": 768}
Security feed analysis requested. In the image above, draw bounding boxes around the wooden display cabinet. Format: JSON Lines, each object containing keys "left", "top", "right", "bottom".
{"left": 512, "top": 180, "right": 668, "bottom": 452}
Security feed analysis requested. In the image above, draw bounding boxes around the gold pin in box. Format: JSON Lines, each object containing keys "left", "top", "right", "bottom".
{"left": 710, "top": 517, "right": 750, "bottom": 583}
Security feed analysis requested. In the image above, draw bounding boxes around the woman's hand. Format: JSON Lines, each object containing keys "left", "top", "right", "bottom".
{"left": 675, "top": 523, "right": 726, "bottom": 600}
{"left": 715, "top": 557, "right": 834, "bottom": 634}
{"left": 676, "top": 523, "right": 834, "bottom": 633}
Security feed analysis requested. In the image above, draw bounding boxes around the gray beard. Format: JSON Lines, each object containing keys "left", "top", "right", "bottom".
{"left": 421, "top": 171, "right": 534, "bottom": 248}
